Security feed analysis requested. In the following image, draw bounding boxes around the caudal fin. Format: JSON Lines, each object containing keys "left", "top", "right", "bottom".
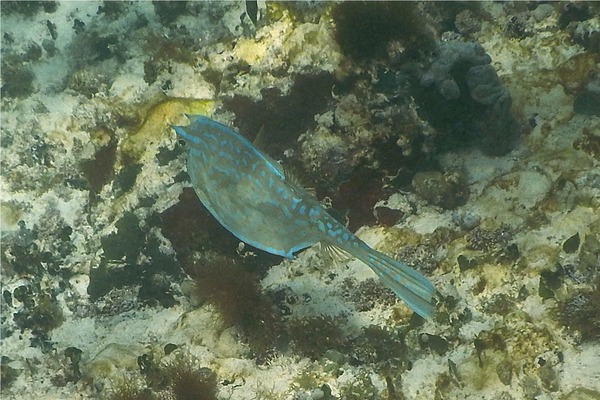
{"left": 357, "top": 247, "right": 436, "bottom": 319}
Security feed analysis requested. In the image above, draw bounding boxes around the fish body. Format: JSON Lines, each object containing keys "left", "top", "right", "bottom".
{"left": 173, "top": 115, "right": 436, "bottom": 319}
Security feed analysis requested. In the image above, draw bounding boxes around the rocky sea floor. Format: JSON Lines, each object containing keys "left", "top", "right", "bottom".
{"left": 1, "top": 2, "right": 600, "bottom": 399}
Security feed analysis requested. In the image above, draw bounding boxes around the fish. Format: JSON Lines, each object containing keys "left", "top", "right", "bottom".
{"left": 173, "top": 115, "right": 436, "bottom": 319}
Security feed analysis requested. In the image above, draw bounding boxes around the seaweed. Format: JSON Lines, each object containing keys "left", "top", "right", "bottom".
{"left": 0, "top": 357, "right": 20, "bottom": 391}
{"left": 185, "top": 252, "right": 282, "bottom": 363}
{"left": 80, "top": 137, "right": 117, "bottom": 195}
{"left": 328, "top": 166, "right": 391, "bottom": 232}
{"left": 12, "top": 284, "right": 64, "bottom": 350}
{"left": 153, "top": 1, "right": 189, "bottom": 26}
{"left": 332, "top": 2, "right": 435, "bottom": 62}
{"left": 91, "top": 212, "right": 181, "bottom": 308}
{"left": 342, "top": 278, "right": 397, "bottom": 312}
{"left": 0, "top": 1, "right": 57, "bottom": 17}
{"left": 559, "top": 277, "right": 600, "bottom": 342}
{"left": 101, "top": 212, "right": 145, "bottom": 264}
{"left": 160, "top": 356, "right": 218, "bottom": 400}
{"left": 287, "top": 315, "right": 348, "bottom": 360}
{"left": 0, "top": 62, "right": 36, "bottom": 99}
{"left": 3, "top": 219, "right": 75, "bottom": 277}
{"left": 351, "top": 325, "right": 407, "bottom": 365}
{"left": 223, "top": 73, "right": 334, "bottom": 159}
{"left": 106, "top": 351, "right": 220, "bottom": 400}
{"left": 558, "top": 2, "right": 593, "bottom": 29}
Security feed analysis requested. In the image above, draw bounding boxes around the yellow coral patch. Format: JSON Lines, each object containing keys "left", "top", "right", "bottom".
{"left": 234, "top": 38, "right": 268, "bottom": 65}
{"left": 121, "top": 98, "right": 214, "bottom": 162}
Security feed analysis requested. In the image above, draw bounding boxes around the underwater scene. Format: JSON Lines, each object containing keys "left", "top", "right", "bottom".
{"left": 1, "top": 1, "right": 599, "bottom": 399}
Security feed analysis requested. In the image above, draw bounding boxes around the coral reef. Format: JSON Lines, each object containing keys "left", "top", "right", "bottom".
{"left": 418, "top": 40, "right": 522, "bottom": 155}
{"left": 1, "top": 2, "right": 600, "bottom": 400}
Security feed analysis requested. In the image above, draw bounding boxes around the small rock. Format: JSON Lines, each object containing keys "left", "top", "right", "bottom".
{"left": 574, "top": 80, "right": 600, "bottom": 116}
{"left": 563, "top": 233, "right": 580, "bottom": 253}
{"left": 532, "top": 4, "right": 554, "bottom": 22}
{"left": 496, "top": 359, "right": 513, "bottom": 386}
{"left": 455, "top": 9, "right": 481, "bottom": 34}
{"left": 537, "top": 364, "right": 560, "bottom": 392}
{"left": 412, "top": 171, "right": 468, "bottom": 209}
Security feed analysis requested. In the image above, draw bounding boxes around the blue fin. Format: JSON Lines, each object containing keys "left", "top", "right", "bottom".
{"left": 356, "top": 247, "right": 436, "bottom": 319}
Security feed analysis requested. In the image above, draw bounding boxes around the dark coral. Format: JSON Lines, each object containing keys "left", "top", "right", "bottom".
{"left": 466, "top": 225, "right": 514, "bottom": 253}
{"left": 328, "top": 167, "right": 393, "bottom": 232}
{"left": 153, "top": 1, "right": 189, "bottom": 26}
{"left": 506, "top": 15, "right": 534, "bottom": 39}
{"left": 51, "top": 347, "right": 83, "bottom": 387}
{"left": 417, "top": 41, "right": 522, "bottom": 155}
{"left": 573, "top": 79, "right": 600, "bottom": 117}
{"left": 223, "top": 73, "right": 334, "bottom": 159}
{"left": 101, "top": 212, "right": 145, "bottom": 263}
{"left": 90, "top": 212, "right": 181, "bottom": 308}
{"left": 88, "top": 252, "right": 180, "bottom": 310}
{"left": 419, "top": 333, "right": 449, "bottom": 356}
{"left": 562, "top": 233, "right": 581, "bottom": 254}
{"left": 114, "top": 163, "right": 142, "bottom": 195}
{"left": 574, "top": 125, "right": 600, "bottom": 160}
{"left": 420, "top": 42, "right": 491, "bottom": 98}
{"left": 80, "top": 138, "right": 117, "bottom": 195}
{"left": 573, "top": 27, "right": 600, "bottom": 54}
{"left": 558, "top": 2, "right": 593, "bottom": 29}
{"left": 332, "top": 2, "right": 436, "bottom": 62}
{"left": 454, "top": 9, "right": 482, "bottom": 35}
{"left": 396, "top": 243, "right": 441, "bottom": 275}
{"left": 97, "top": 1, "right": 129, "bottom": 20}
{"left": 483, "top": 293, "right": 516, "bottom": 316}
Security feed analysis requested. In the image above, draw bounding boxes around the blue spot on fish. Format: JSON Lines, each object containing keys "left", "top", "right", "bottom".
{"left": 291, "top": 197, "right": 301, "bottom": 209}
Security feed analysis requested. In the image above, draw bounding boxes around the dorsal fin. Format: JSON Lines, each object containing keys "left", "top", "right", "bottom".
{"left": 252, "top": 124, "right": 315, "bottom": 195}
{"left": 252, "top": 124, "right": 268, "bottom": 149}
{"left": 283, "top": 164, "right": 316, "bottom": 196}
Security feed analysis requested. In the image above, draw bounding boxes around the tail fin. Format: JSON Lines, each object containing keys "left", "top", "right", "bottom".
{"left": 356, "top": 247, "right": 436, "bottom": 319}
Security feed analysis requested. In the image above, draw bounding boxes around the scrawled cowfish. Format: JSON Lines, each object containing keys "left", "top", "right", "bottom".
{"left": 173, "top": 115, "right": 436, "bottom": 319}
